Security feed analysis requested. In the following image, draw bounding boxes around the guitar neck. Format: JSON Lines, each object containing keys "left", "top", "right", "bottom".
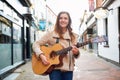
{"left": 56, "top": 35, "right": 108, "bottom": 55}
{"left": 57, "top": 41, "right": 90, "bottom": 55}
{"left": 76, "top": 41, "right": 91, "bottom": 48}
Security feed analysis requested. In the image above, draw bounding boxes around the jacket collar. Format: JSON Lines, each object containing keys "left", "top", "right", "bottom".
{"left": 52, "top": 30, "right": 71, "bottom": 40}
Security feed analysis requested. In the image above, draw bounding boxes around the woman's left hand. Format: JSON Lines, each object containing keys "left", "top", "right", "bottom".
{"left": 71, "top": 46, "right": 79, "bottom": 55}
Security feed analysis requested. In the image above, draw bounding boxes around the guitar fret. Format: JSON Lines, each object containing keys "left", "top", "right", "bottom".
{"left": 77, "top": 41, "right": 90, "bottom": 48}
{"left": 57, "top": 47, "right": 72, "bottom": 55}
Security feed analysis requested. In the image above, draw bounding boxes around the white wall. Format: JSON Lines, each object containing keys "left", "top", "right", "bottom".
{"left": 6, "top": 0, "right": 28, "bottom": 14}
{"left": 98, "top": 0, "right": 120, "bottom": 62}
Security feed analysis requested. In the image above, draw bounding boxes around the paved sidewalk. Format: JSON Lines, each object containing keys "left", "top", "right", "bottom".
{"left": 7, "top": 49, "right": 120, "bottom": 80}
{"left": 73, "top": 50, "right": 120, "bottom": 80}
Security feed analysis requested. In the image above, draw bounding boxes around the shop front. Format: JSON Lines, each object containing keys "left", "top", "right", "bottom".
{"left": 0, "top": 11, "right": 24, "bottom": 79}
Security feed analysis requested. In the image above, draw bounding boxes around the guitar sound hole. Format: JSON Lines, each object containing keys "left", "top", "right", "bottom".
{"left": 50, "top": 51, "right": 57, "bottom": 58}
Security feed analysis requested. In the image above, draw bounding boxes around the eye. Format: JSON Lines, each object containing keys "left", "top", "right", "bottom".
{"left": 59, "top": 17, "right": 63, "bottom": 20}
{"left": 64, "top": 17, "right": 68, "bottom": 20}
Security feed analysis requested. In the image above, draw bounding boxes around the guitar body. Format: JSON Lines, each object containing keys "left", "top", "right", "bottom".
{"left": 32, "top": 43, "right": 63, "bottom": 75}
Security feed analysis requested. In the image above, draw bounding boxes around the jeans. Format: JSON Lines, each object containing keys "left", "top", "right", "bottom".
{"left": 49, "top": 70, "right": 73, "bottom": 80}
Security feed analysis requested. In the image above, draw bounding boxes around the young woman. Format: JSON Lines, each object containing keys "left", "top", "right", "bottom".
{"left": 32, "top": 11, "right": 80, "bottom": 80}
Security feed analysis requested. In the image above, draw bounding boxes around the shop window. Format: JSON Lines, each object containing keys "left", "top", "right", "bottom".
{"left": 104, "top": 18, "right": 109, "bottom": 47}
{"left": 0, "top": 35, "right": 11, "bottom": 43}
{"left": 0, "top": 21, "right": 11, "bottom": 43}
{"left": 13, "top": 23, "right": 22, "bottom": 43}
{"left": 12, "top": 23, "right": 22, "bottom": 63}
{"left": 87, "top": 28, "right": 93, "bottom": 34}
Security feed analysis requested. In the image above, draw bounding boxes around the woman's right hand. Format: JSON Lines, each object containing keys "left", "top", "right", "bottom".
{"left": 39, "top": 54, "right": 50, "bottom": 66}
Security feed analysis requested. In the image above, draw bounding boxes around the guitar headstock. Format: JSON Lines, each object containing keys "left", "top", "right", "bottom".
{"left": 90, "top": 35, "right": 108, "bottom": 43}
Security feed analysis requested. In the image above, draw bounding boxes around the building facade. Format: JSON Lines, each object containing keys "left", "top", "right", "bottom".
{"left": 80, "top": 0, "right": 120, "bottom": 66}
{"left": 0, "top": 0, "right": 36, "bottom": 79}
{"left": 0, "top": 0, "right": 57, "bottom": 79}
{"left": 96, "top": 0, "right": 120, "bottom": 66}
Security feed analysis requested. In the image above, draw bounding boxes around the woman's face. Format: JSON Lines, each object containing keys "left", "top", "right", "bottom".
{"left": 59, "top": 13, "right": 69, "bottom": 28}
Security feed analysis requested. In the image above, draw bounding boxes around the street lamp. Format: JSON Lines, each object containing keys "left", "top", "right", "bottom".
{"left": 93, "top": 7, "right": 111, "bottom": 19}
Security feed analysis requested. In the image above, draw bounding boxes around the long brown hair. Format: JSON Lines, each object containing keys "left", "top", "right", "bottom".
{"left": 54, "top": 11, "right": 75, "bottom": 42}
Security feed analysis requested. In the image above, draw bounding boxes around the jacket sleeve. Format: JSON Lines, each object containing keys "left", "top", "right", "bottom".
{"left": 32, "top": 32, "right": 50, "bottom": 57}
{"left": 73, "top": 33, "right": 80, "bottom": 58}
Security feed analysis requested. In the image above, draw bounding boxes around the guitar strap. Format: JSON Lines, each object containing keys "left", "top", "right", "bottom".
{"left": 55, "top": 38, "right": 71, "bottom": 70}
{"left": 63, "top": 39, "right": 71, "bottom": 70}
{"left": 56, "top": 38, "right": 59, "bottom": 43}
{"left": 66, "top": 39, "right": 71, "bottom": 70}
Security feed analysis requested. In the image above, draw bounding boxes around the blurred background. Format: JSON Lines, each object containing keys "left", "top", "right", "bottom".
{"left": 0, "top": 0, "right": 120, "bottom": 79}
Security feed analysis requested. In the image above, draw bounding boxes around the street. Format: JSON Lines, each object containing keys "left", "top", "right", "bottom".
{"left": 4, "top": 49, "right": 120, "bottom": 80}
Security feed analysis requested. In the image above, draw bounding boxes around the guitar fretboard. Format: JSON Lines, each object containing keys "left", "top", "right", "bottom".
{"left": 56, "top": 41, "right": 91, "bottom": 55}
{"left": 52, "top": 35, "right": 107, "bottom": 56}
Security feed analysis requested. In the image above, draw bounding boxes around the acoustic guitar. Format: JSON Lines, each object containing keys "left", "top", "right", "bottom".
{"left": 32, "top": 35, "right": 108, "bottom": 75}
